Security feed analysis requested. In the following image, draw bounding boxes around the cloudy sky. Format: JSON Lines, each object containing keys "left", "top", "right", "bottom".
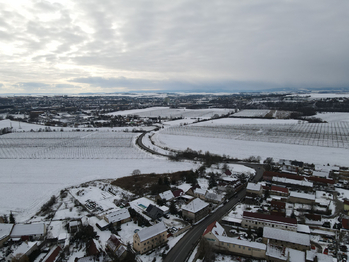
{"left": 0, "top": 0, "right": 348, "bottom": 94}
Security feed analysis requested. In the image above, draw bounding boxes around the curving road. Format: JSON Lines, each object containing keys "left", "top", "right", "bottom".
{"left": 135, "top": 129, "right": 265, "bottom": 262}
{"left": 163, "top": 165, "right": 264, "bottom": 262}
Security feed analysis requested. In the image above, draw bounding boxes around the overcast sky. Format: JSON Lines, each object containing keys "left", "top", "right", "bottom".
{"left": 0, "top": 0, "right": 348, "bottom": 94}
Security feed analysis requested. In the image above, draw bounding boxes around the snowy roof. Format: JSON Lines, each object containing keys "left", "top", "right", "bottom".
{"left": 177, "top": 183, "right": 192, "bottom": 193}
{"left": 246, "top": 182, "right": 261, "bottom": 191}
{"left": 290, "top": 191, "right": 315, "bottom": 201}
{"left": 203, "top": 221, "right": 226, "bottom": 237}
{"left": 297, "top": 224, "right": 311, "bottom": 234}
{"left": 205, "top": 192, "right": 224, "bottom": 202}
{"left": 272, "top": 177, "right": 313, "bottom": 187}
{"left": 222, "top": 217, "right": 242, "bottom": 224}
{"left": 263, "top": 227, "right": 310, "bottom": 247}
{"left": 159, "top": 190, "right": 174, "bottom": 201}
{"left": 194, "top": 188, "right": 207, "bottom": 195}
{"left": 12, "top": 241, "right": 38, "bottom": 257}
{"left": 306, "top": 250, "right": 333, "bottom": 262}
{"left": 217, "top": 235, "right": 266, "bottom": 250}
{"left": 0, "top": 223, "right": 14, "bottom": 241}
{"left": 106, "top": 209, "right": 130, "bottom": 223}
{"left": 266, "top": 245, "right": 288, "bottom": 261}
{"left": 137, "top": 222, "right": 167, "bottom": 242}
{"left": 11, "top": 223, "right": 45, "bottom": 237}
{"left": 182, "top": 198, "right": 209, "bottom": 213}
{"left": 289, "top": 248, "right": 305, "bottom": 262}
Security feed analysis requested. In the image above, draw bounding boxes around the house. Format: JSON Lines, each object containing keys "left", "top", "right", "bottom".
{"left": 6, "top": 241, "right": 38, "bottom": 262}
{"left": 306, "top": 250, "right": 334, "bottom": 262}
{"left": 242, "top": 212, "right": 297, "bottom": 231}
{"left": 0, "top": 223, "right": 14, "bottom": 247}
{"left": 203, "top": 221, "right": 266, "bottom": 258}
{"left": 133, "top": 222, "right": 167, "bottom": 254}
{"left": 106, "top": 235, "right": 127, "bottom": 259}
{"left": 10, "top": 223, "right": 46, "bottom": 240}
{"left": 86, "top": 239, "right": 102, "bottom": 256}
{"left": 205, "top": 192, "right": 224, "bottom": 204}
{"left": 289, "top": 192, "right": 315, "bottom": 205}
{"left": 146, "top": 204, "right": 164, "bottom": 220}
{"left": 263, "top": 227, "right": 311, "bottom": 251}
{"left": 69, "top": 220, "right": 80, "bottom": 233}
{"left": 246, "top": 182, "right": 263, "bottom": 196}
{"left": 172, "top": 189, "right": 184, "bottom": 198}
{"left": 156, "top": 190, "right": 175, "bottom": 202}
{"left": 182, "top": 198, "right": 210, "bottom": 223}
{"left": 193, "top": 188, "right": 207, "bottom": 200}
{"left": 272, "top": 177, "right": 313, "bottom": 191}
{"left": 104, "top": 209, "right": 131, "bottom": 225}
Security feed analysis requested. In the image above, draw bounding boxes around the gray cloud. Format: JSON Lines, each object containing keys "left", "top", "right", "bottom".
{"left": 1, "top": 0, "right": 349, "bottom": 93}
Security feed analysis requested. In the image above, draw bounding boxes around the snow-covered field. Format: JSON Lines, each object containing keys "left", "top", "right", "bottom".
{"left": 313, "top": 112, "right": 349, "bottom": 122}
{"left": 232, "top": 109, "right": 270, "bottom": 118}
{"left": 108, "top": 107, "right": 233, "bottom": 119}
{"left": 0, "top": 131, "right": 151, "bottom": 159}
{"left": 0, "top": 159, "right": 198, "bottom": 222}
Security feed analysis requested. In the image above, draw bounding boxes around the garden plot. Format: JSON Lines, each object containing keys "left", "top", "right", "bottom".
{"left": 0, "top": 131, "right": 151, "bottom": 159}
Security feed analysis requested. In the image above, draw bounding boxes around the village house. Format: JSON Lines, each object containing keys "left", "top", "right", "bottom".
{"left": 205, "top": 192, "right": 224, "bottom": 204}
{"left": 263, "top": 227, "right": 311, "bottom": 251}
{"left": 182, "top": 198, "right": 210, "bottom": 223}
{"left": 69, "top": 220, "right": 80, "bottom": 233}
{"left": 0, "top": 223, "right": 14, "bottom": 247}
{"left": 155, "top": 190, "right": 175, "bottom": 202}
{"left": 203, "top": 221, "right": 266, "bottom": 259}
{"left": 42, "top": 246, "right": 62, "bottom": 262}
{"left": 272, "top": 177, "right": 313, "bottom": 191}
{"left": 6, "top": 241, "right": 38, "bottom": 262}
{"left": 344, "top": 199, "right": 349, "bottom": 214}
{"left": 270, "top": 200, "right": 286, "bottom": 216}
{"left": 146, "top": 204, "right": 164, "bottom": 220}
{"left": 306, "top": 250, "right": 334, "bottom": 262}
{"left": 193, "top": 188, "right": 207, "bottom": 200}
{"left": 106, "top": 234, "right": 127, "bottom": 259}
{"left": 246, "top": 182, "right": 263, "bottom": 197}
{"left": 133, "top": 222, "right": 167, "bottom": 254}
{"left": 266, "top": 244, "right": 306, "bottom": 262}
{"left": 10, "top": 223, "right": 46, "bottom": 241}
{"left": 104, "top": 209, "right": 131, "bottom": 226}
{"left": 242, "top": 212, "right": 297, "bottom": 231}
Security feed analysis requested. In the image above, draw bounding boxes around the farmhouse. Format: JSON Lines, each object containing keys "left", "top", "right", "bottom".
{"left": 193, "top": 188, "right": 207, "bottom": 200}
{"left": 156, "top": 190, "right": 174, "bottom": 202}
{"left": 205, "top": 192, "right": 224, "bottom": 204}
{"left": 133, "top": 222, "right": 167, "bottom": 254}
{"left": 0, "top": 223, "right": 14, "bottom": 247}
{"left": 263, "top": 227, "right": 311, "bottom": 251}
{"left": 182, "top": 198, "right": 210, "bottom": 223}
{"left": 270, "top": 185, "right": 289, "bottom": 197}
{"left": 106, "top": 234, "right": 127, "bottom": 259}
{"left": 242, "top": 212, "right": 297, "bottom": 231}
{"left": 272, "top": 177, "right": 313, "bottom": 191}
{"left": 146, "top": 204, "right": 164, "bottom": 220}
{"left": 203, "top": 221, "right": 266, "bottom": 258}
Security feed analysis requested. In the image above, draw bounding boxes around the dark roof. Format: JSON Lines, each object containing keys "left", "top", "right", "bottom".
{"left": 344, "top": 199, "right": 349, "bottom": 206}
{"left": 146, "top": 204, "right": 163, "bottom": 219}
{"left": 43, "top": 246, "right": 62, "bottom": 262}
{"left": 172, "top": 189, "right": 184, "bottom": 198}
{"left": 271, "top": 200, "right": 286, "bottom": 209}
{"left": 271, "top": 185, "right": 289, "bottom": 194}
{"left": 342, "top": 218, "right": 349, "bottom": 230}
{"left": 291, "top": 161, "right": 304, "bottom": 167}
{"left": 243, "top": 211, "right": 297, "bottom": 225}
{"left": 307, "top": 176, "right": 335, "bottom": 185}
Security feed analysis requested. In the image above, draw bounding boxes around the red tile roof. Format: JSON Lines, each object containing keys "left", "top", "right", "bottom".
{"left": 203, "top": 221, "right": 217, "bottom": 236}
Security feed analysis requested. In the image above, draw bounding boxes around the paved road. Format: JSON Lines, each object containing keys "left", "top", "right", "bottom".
{"left": 164, "top": 166, "right": 264, "bottom": 262}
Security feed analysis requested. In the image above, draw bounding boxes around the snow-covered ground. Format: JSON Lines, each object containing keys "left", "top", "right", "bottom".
{"left": 0, "top": 158, "right": 198, "bottom": 222}
{"left": 107, "top": 107, "right": 233, "bottom": 119}
{"left": 313, "top": 112, "right": 349, "bottom": 122}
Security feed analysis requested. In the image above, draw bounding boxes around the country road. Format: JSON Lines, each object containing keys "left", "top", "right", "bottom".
{"left": 135, "top": 129, "right": 265, "bottom": 262}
